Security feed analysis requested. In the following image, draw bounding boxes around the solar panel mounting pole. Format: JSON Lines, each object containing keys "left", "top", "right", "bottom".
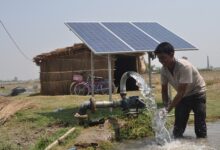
{"left": 91, "top": 51, "right": 94, "bottom": 97}
{"left": 147, "top": 52, "right": 152, "bottom": 88}
{"left": 108, "top": 54, "right": 113, "bottom": 112}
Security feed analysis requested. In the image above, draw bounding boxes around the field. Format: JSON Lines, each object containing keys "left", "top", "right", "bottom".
{"left": 0, "top": 70, "right": 220, "bottom": 150}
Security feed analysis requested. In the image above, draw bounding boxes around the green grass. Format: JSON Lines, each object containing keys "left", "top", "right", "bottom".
{"left": 0, "top": 70, "right": 220, "bottom": 149}
{"left": 31, "top": 128, "right": 80, "bottom": 150}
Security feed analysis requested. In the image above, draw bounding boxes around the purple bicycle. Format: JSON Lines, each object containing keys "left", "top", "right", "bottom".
{"left": 73, "top": 75, "right": 115, "bottom": 95}
{"left": 69, "top": 74, "right": 84, "bottom": 95}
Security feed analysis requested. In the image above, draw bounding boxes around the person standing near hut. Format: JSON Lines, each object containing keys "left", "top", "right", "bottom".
{"left": 154, "top": 42, "right": 207, "bottom": 138}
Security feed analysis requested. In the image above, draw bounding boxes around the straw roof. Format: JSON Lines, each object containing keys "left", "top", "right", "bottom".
{"left": 33, "top": 43, "right": 89, "bottom": 66}
{"left": 33, "top": 43, "right": 146, "bottom": 66}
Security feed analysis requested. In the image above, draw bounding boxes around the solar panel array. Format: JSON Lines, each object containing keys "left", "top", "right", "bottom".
{"left": 65, "top": 22, "right": 197, "bottom": 54}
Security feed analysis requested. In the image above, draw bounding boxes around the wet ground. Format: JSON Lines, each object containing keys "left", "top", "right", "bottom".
{"left": 116, "top": 121, "right": 220, "bottom": 150}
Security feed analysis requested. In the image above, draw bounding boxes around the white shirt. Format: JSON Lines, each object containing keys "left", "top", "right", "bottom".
{"left": 161, "top": 59, "right": 206, "bottom": 97}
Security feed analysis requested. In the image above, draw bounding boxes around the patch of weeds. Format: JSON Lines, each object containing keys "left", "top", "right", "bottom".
{"left": 57, "top": 128, "right": 80, "bottom": 148}
{"left": 98, "top": 141, "right": 114, "bottom": 150}
{"left": 31, "top": 136, "right": 50, "bottom": 150}
{"left": 206, "top": 79, "right": 218, "bottom": 86}
{"left": 15, "top": 111, "right": 39, "bottom": 123}
{"left": 31, "top": 128, "right": 67, "bottom": 150}
{"left": 120, "top": 111, "right": 154, "bottom": 139}
{"left": 32, "top": 128, "right": 80, "bottom": 150}
{"left": 73, "top": 141, "right": 113, "bottom": 150}
{"left": 15, "top": 111, "right": 53, "bottom": 128}
{"left": 38, "top": 107, "right": 79, "bottom": 126}
{"left": 0, "top": 141, "right": 21, "bottom": 150}
{"left": 88, "top": 108, "right": 123, "bottom": 119}
{"left": 85, "top": 147, "right": 95, "bottom": 150}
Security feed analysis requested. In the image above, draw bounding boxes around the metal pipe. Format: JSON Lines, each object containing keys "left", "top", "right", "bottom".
{"left": 76, "top": 96, "right": 146, "bottom": 116}
{"left": 119, "top": 72, "right": 130, "bottom": 96}
{"left": 77, "top": 97, "right": 121, "bottom": 115}
{"left": 119, "top": 71, "right": 146, "bottom": 98}
{"left": 95, "top": 101, "right": 121, "bottom": 108}
{"left": 75, "top": 71, "right": 149, "bottom": 117}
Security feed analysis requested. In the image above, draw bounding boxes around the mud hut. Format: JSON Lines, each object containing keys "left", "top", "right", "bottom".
{"left": 33, "top": 43, "right": 147, "bottom": 95}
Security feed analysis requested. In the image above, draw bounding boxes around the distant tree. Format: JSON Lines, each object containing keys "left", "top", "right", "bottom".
{"left": 13, "top": 76, "right": 18, "bottom": 82}
{"left": 182, "top": 56, "right": 188, "bottom": 60}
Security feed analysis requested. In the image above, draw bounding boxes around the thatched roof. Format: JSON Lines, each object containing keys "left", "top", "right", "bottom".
{"left": 33, "top": 43, "right": 89, "bottom": 66}
{"left": 33, "top": 43, "right": 146, "bottom": 66}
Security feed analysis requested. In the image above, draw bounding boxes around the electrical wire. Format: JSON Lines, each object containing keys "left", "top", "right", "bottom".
{"left": 0, "top": 19, "right": 32, "bottom": 61}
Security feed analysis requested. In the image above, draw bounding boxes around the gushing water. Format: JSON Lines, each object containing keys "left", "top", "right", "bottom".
{"left": 117, "top": 138, "right": 217, "bottom": 150}
{"left": 127, "top": 72, "right": 156, "bottom": 110}
{"left": 152, "top": 108, "right": 171, "bottom": 145}
{"left": 127, "top": 71, "right": 171, "bottom": 145}
{"left": 139, "top": 140, "right": 216, "bottom": 150}
{"left": 117, "top": 71, "right": 218, "bottom": 150}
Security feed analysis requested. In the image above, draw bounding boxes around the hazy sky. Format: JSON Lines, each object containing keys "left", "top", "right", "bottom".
{"left": 1, "top": 0, "right": 220, "bottom": 80}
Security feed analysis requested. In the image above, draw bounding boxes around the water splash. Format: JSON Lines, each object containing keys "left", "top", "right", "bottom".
{"left": 128, "top": 71, "right": 157, "bottom": 110}
{"left": 152, "top": 108, "right": 171, "bottom": 145}
{"left": 116, "top": 137, "right": 217, "bottom": 150}
{"left": 144, "top": 140, "right": 216, "bottom": 150}
{"left": 127, "top": 71, "right": 171, "bottom": 145}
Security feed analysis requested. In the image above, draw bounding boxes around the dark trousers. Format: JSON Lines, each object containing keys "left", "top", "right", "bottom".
{"left": 173, "top": 92, "right": 207, "bottom": 138}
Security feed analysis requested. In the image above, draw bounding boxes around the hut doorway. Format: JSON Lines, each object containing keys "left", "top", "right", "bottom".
{"left": 114, "top": 55, "right": 138, "bottom": 92}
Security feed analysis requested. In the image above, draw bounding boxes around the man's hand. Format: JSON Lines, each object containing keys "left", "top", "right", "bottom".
{"left": 166, "top": 83, "right": 188, "bottom": 113}
{"left": 166, "top": 104, "right": 173, "bottom": 113}
{"left": 159, "top": 108, "right": 168, "bottom": 118}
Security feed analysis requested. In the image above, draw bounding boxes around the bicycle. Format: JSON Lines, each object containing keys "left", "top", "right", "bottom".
{"left": 69, "top": 74, "right": 84, "bottom": 95}
{"left": 72, "top": 75, "right": 115, "bottom": 95}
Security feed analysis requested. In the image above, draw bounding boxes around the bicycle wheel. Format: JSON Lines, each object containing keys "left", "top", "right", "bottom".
{"left": 94, "top": 83, "right": 104, "bottom": 94}
{"left": 100, "top": 82, "right": 116, "bottom": 94}
{"left": 69, "top": 82, "right": 76, "bottom": 95}
{"left": 111, "top": 82, "right": 116, "bottom": 93}
{"left": 74, "top": 82, "right": 89, "bottom": 95}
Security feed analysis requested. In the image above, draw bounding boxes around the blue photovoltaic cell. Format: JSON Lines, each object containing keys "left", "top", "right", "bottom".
{"left": 133, "top": 22, "right": 197, "bottom": 50}
{"left": 66, "top": 22, "right": 197, "bottom": 54}
{"left": 102, "top": 22, "right": 158, "bottom": 51}
{"left": 66, "top": 22, "right": 133, "bottom": 54}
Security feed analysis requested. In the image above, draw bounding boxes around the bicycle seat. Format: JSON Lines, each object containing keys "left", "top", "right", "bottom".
{"left": 73, "top": 74, "right": 83, "bottom": 82}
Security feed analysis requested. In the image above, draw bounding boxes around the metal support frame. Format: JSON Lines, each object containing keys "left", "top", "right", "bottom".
{"left": 147, "top": 52, "right": 172, "bottom": 99}
{"left": 90, "top": 52, "right": 113, "bottom": 110}
{"left": 147, "top": 52, "right": 155, "bottom": 88}
{"left": 148, "top": 53, "right": 152, "bottom": 88}
{"left": 108, "top": 54, "right": 112, "bottom": 101}
{"left": 108, "top": 54, "right": 113, "bottom": 112}
{"left": 90, "top": 51, "right": 94, "bottom": 97}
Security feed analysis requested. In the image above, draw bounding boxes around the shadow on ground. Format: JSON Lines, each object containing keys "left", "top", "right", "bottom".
{"left": 38, "top": 107, "right": 80, "bottom": 127}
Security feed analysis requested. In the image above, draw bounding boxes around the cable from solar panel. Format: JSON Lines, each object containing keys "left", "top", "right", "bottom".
{"left": 0, "top": 19, "right": 32, "bottom": 61}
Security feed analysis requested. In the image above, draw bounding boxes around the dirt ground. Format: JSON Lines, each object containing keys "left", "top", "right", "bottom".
{"left": 0, "top": 96, "right": 36, "bottom": 125}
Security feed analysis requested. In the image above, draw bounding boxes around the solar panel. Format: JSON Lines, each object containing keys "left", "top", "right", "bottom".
{"left": 102, "top": 22, "right": 158, "bottom": 52}
{"left": 65, "top": 22, "right": 197, "bottom": 54}
{"left": 65, "top": 23, "right": 133, "bottom": 54}
{"left": 133, "top": 22, "right": 197, "bottom": 50}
